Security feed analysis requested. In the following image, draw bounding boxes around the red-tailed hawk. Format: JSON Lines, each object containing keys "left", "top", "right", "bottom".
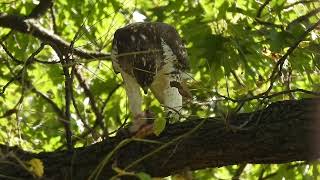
{"left": 111, "top": 22, "right": 189, "bottom": 133}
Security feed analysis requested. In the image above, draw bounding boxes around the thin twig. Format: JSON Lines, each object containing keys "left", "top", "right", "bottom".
{"left": 100, "top": 83, "right": 122, "bottom": 114}
{"left": 287, "top": 8, "right": 320, "bottom": 29}
{"left": 71, "top": 86, "right": 92, "bottom": 131}
{"left": 266, "top": 19, "right": 320, "bottom": 95}
{"left": 50, "top": 6, "right": 58, "bottom": 34}
{"left": 213, "top": 20, "right": 320, "bottom": 104}
{"left": 257, "top": 0, "right": 272, "bottom": 18}
{"left": 283, "top": 0, "right": 319, "bottom": 9}
{"left": 33, "top": 59, "right": 60, "bottom": 64}
{"left": 50, "top": 40, "right": 74, "bottom": 151}
{"left": 230, "top": 70, "right": 245, "bottom": 87}
{"left": 63, "top": 78, "right": 73, "bottom": 150}
{"left": 107, "top": 115, "right": 130, "bottom": 136}
{"left": 74, "top": 68, "right": 106, "bottom": 135}
{"left": 61, "top": 60, "right": 74, "bottom": 151}
{"left": 0, "top": 43, "right": 45, "bottom": 96}
{"left": 27, "top": 81, "right": 65, "bottom": 119}
{"left": 1, "top": 41, "right": 59, "bottom": 65}
{"left": 232, "top": 163, "right": 247, "bottom": 180}
{"left": 254, "top": 18, "right": 284, "bottom": 29}
{"left": 215, "top": 88, "right": 320, "bottom": 103}
{"left": 124, "top": 118, "right": 207, "bottom": 171}
{"left": 0, "top": 42, "right": 22, "bottom": 64}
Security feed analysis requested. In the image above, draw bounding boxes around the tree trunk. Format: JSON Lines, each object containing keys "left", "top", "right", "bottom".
{"left": 0, "top": 98, "right": 319, "bottom": 179}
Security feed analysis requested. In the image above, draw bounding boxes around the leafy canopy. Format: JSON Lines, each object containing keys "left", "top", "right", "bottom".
{"left": 0, "top": 0, "right": 319, "bottom": 179}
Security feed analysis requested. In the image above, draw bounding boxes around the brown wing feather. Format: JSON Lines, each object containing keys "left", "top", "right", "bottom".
{"left": 113, "top": 23, "right": 162, "bottom": 90}
{"left": 112, "top": 22, "right": 188, "bottom": 91}
{"left": 157, "top": 23, "right": 189, "bottom": 71}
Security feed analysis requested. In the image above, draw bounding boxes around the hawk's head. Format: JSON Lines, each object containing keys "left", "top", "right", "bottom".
{"left": 111, "top": 22, "right": 188, "bottom": 91}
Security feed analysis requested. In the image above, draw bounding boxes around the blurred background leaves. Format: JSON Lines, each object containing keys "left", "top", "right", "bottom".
{"left": 0, "top": 0, "right": 319, "bottom": 179}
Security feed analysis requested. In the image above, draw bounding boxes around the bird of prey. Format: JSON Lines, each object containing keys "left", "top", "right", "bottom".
{"left": 111, "top": 22, "right": 190, "bottom": 134}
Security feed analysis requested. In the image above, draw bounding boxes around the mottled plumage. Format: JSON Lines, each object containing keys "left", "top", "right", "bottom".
{"left": 111, "top": 22, "right": 189, "bottom": 132}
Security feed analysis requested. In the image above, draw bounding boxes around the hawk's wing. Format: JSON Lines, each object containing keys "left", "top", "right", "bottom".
{"left": 111, "top": 22, "right": 188, "bottom": 92}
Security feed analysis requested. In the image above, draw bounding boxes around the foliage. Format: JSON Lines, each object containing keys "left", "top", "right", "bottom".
{"left": 0, "top": 0, "right": 319, "bottom": 179}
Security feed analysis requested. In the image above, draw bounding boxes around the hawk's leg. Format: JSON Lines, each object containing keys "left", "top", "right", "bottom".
{"left": 162, "top": 84, "right": 182, "bottom": 120}
{"left": 120, "top": 72, "right": 145, "bottom": 132}
{"left": 151, "top": 72, "right": 183, "bottom": 121}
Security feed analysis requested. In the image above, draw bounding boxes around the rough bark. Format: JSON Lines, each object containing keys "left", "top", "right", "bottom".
{"left": 0, "top": 98, "right": 319, "bottom": 179}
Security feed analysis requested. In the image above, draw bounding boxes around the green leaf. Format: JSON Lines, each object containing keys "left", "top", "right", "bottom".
{"left": 153, "top": 116, "right": 166, "bottom": 136}
{"left": 136, "top": 172, "right": 152, "bottom": 180}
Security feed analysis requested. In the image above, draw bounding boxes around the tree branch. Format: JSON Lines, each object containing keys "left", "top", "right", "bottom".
{"left": 283, "top": 0, "right": 319, "bottom": 9}
{"left": 74, "top": 68, "right": 106, "bottom": 135}
{"left": 27, "top": 0, "right": 54, "bottom": 19}
{"left": 0, "top": 43, "right": 45, "bottom": 96}
{"left": 266, "top": 19, "right": 320, "bottom": 95}
{"left": 0, "top": 41, "right": 23, "bottom": 64}
{"left": 287, "top": 8, "right": 320, "bottom": 29}
{"left": 0, "top": 98, "right": 319, "bottom": 179}
{"left": 0, "top": 13, "right": 110, "bottom": 60}
{"left": 232, "top": 164, "right": 247, "bottom": 180}
{"left": 256, "top": 0, "right": 272, "bottom": 18}
{"left": 61, "top": 58, "right": 74, "bottom": 151}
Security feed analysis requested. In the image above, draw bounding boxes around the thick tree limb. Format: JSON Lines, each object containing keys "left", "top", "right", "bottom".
{"left": 27, "top": 0, "right": 54, "bottom": 19}
{"left": 0, "top": 13, "right": 110, "bottom": 60}
{"left": 0, "top": 98, "right": 319, "bottom": 179}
